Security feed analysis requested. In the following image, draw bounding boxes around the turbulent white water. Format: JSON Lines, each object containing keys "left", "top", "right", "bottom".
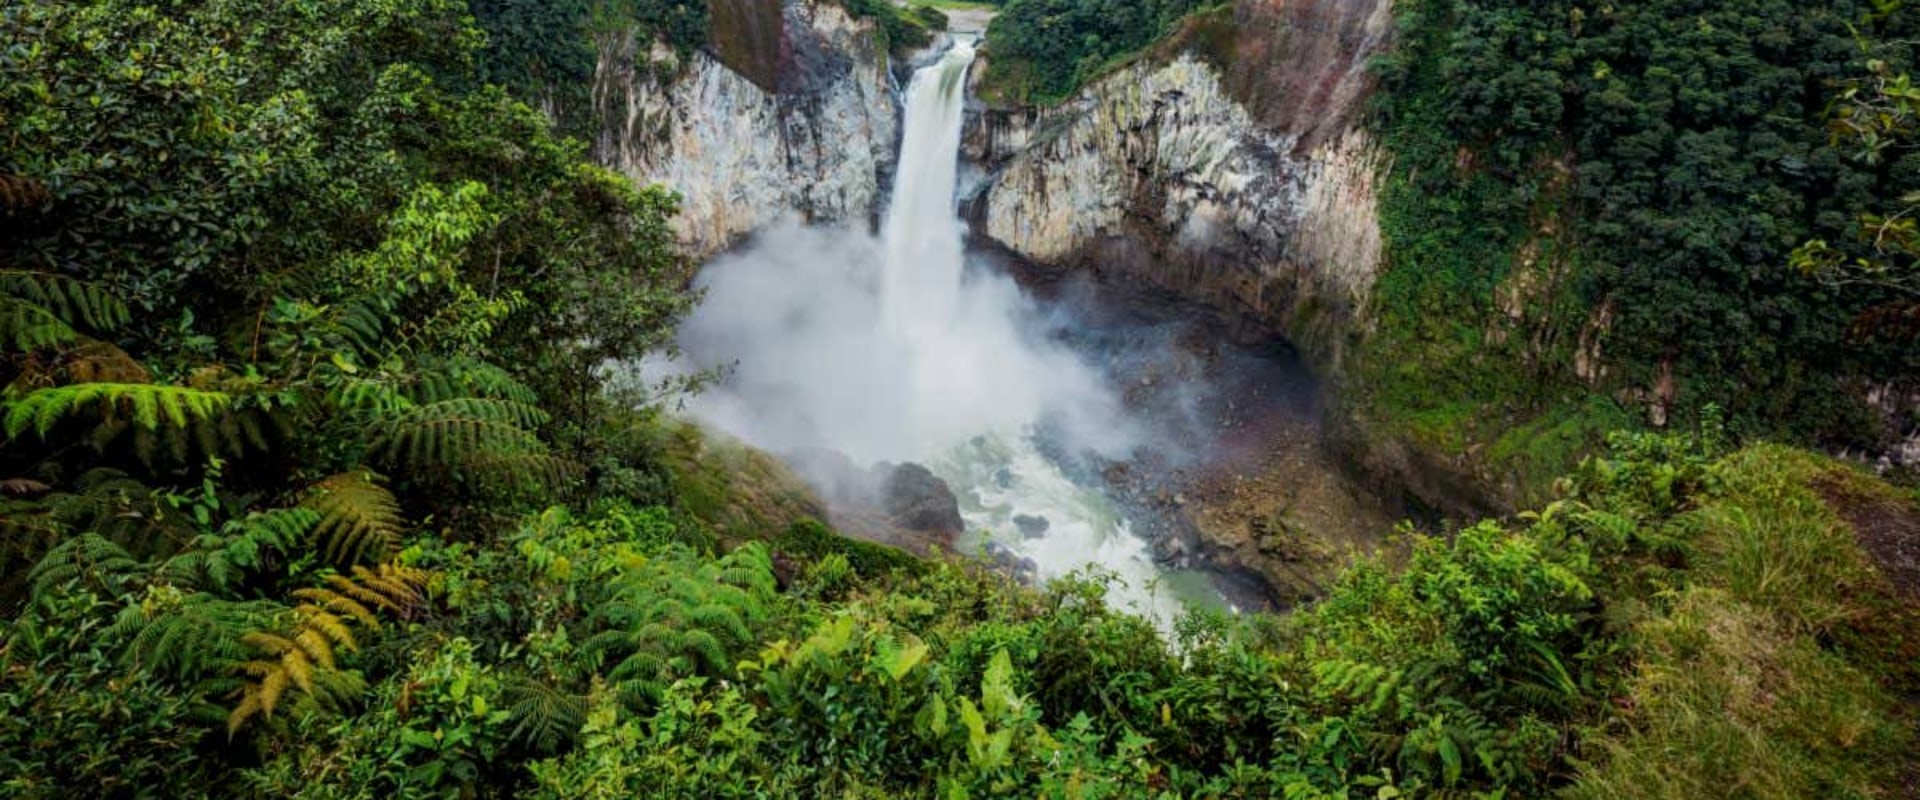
{"left": 672, "top": 39, "right": 1222, "bottom": 627}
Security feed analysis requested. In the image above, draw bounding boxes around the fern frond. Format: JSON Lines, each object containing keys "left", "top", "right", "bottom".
{"left": 0, "top": 173, "right": 51, "bottom": 211}
{"left": 0, "top": 295, "right": 81, "bottom": 353}
{"left": 291, "top": 585, "right": 379, "bottom": 628}
{"left": 0, "top": 269, "right": 129, "bottom": 341}
{"left": 300, "top": 472, "right": 404, "bottom": 566}
{"left": 228, "top": 562, "right": 430, "bottom": 734}
{"left": 374, "top": 398, "right": 550, "bottom": 465}
{"left": 326, "top": 376, "right": 415, "bottom": 418}
{"left": 506, "top": 678, "right": 588, "bottom": 754}
{"left": 27, "top": 532, "right": 144, "bottom": 601}
{"left": 407, "top": 358, "right": 540, "bottom": 405}
{"left": 155, "top": 507, "right": 321, "bottom": 591}
{"left": 3, "top": 383, "right": 252, "bottom": 466}
{"left": 115, "top": 592, "right": 277, "bottom": 681}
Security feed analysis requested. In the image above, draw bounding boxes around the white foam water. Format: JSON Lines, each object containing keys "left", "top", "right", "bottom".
{"left": 671, "top": 38, "right": 1224, "bottom": 628}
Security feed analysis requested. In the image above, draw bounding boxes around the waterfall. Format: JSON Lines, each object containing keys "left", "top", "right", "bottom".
{"left": 881, "top": 39, "right": 975, "bottom": 342}
{"left": 670, "top": 39, "right": 1226, "bottom": 630}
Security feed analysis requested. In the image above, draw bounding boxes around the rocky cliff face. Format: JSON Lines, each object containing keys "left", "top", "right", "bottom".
{"left": 963, "top": 0, "right": 1409, "bottom": 601}
{"left": 966, "top": 0, "right": 1391, "bottom": 363}
{"left": 590, "top": 0, "right": 898, "bottom": 259}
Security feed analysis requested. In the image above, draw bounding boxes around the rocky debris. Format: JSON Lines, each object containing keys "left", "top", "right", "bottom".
{"left": 785, "top": 449, "right": 964, "bottom": 557}
{"left": 881, "top": 462, "right": 965, "bottom": 536}
{"left": 1068, "top": 313, "right": 1395, "bottom": 607}
{"left": 1012, "top": 514, "right": 1050, "bottom": 538}
{"left": 983, "top": 540, "right": 1040, "bottom": 584}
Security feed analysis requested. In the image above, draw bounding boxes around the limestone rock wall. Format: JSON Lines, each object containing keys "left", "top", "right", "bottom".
{"left": 967, "top": 0, "right": 1392, "bottom": 363}
{"left": 591, "top": 0, "right": 899, "bottom": 259}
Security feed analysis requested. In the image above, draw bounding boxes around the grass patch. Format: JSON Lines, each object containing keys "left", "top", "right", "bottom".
{"left": 1567, "top": 445, "right": 1917, "bottom": 799}
{"left": 776, "top": 518, "right": 927, "bottom": 578}
{"left": 649, "top": 418, "right": 826, "bottom": 541}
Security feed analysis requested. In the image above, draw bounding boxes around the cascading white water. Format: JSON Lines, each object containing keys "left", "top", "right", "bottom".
{"left": 881, "top": 39, "right": 975, "bottom": 342}
{"left": 671, "top": 39, "right": 1225, "bottom": 628}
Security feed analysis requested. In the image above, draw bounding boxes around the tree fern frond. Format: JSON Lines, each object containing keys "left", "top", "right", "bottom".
{"left": 0, "top": 269, "right": 129, "bottom": 340}
{"left": 469, "top": 452, "right": 587, "bottom": 492}
{"left": 0, "top": 296, "right": 81, "bottom": 353}
{"left": 152, "top": 507, "right": 322, "bottom": 592}
{"left": 0, "top": 173, "right": 51, "bottom": 211}
{"left": 300, "top": 472, "right": 404, "bottom": 566}
{"left": 291, "top": 586, "right": 379, "bottom": 628}
{"left": 326, "top": 376, "right": 416, "bottom": 418}
{"left": 407, "top": 358, "right": 540, "bottom": 405}
{"left": 3, "top": 383, "right": 255, "bottom": 467}
{"left": 115, "top": 592, "right": 276, "bottom": 681}
{"left": 27, "top": 532, "right": 143, "bottom": 602}
{"left": 228, "top": 562, "right": 430, "bottom": 734}
{"left": 374, "top": 401, "right": 550, "bottom": 466}
{"left": 506, "top": 678, "right": 588, "bottom": 754}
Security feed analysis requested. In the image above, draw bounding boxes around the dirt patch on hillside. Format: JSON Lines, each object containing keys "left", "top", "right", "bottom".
{"left": 1160, "top": 0, "right": 1392, "bottom": 152}
{"left": 1817, "top": 475, "right": 1920, "bottom": 602}
{"left": 1814, "top": 470, "right": 1920, "bottom": 800}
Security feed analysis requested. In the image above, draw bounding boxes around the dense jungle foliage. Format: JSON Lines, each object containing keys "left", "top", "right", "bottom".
{"left": 979, "top": 0, "right": 1223, "bottom": 104}
{"left": 1358, "top": 0, "right": 1920, "bottom": 497}
{"left": 4, "top": 0, "right": 1918, "bottom": 798}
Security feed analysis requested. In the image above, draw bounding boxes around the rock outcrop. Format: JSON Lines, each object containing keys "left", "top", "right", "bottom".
{"left": 785, "top": 448, "right": 964, "bottom": 557}
{"left": 966, "top": 0, "right": 1392, "bottom": 364}
{"left": 590, "top": 0, "right": 899, "bottom": 259}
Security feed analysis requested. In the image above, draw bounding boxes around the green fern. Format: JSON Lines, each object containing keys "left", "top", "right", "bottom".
{"left": 4, "top": 469, "right": 186, "bottom": 600}
{"left": 0, "top": 270, "right": 131, "bottom": 335}
{"left": 27, "top": 532, "right": 148, "bottom": 602}
{"left": 0, "top": 270, "right": 129, "bottom": 354}
{"left": 230, "top": 563, "right": 430, "bottom": 733}
{"left": 156, "top": 508, "right": 324, "bottom": 592}
{"left": 300, "top": 472, "right": 404, "bottom": 566}
{"left": 3, "top": 383, "right": 257, "bottom": 467}
{"left": 0, "top": 295, "right": 83, "bottom": 353}
{"left": 505, "top": 677, "right": 590, "bottom": 754}
{"left": 111, "top": 587, "right": 279, "bottom": 682}
{"left": 407, "top": 357, "right": 541, "bottom": 405}
{"left": 579, "top": 544, "right": 775, "bottom": 706}
{"left": 374, "top": 397, "right": 550, "bottom": 461}
{"left": 368, "top": 392, "right": 581, "bottom": 493}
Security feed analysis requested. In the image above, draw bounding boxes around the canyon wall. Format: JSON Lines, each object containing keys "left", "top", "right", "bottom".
{"left": 966, "top": 0, "right": 1393, "bottom": 363}
{"left": 589, "top": 0, "right": 899, "bottom": 259}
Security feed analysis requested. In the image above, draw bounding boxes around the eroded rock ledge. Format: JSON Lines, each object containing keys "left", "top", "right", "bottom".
{"left": 590, "top": 0, "right": 899, "bottom": 259}
{"left": 965, "top": 0, "right": 1392, "bottom": 367}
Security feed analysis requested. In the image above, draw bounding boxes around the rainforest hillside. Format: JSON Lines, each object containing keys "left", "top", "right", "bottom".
{"left": 976, "top": 0, "right": 1920, "bottom": 505}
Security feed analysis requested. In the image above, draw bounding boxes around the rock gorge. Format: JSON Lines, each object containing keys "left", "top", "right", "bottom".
{"left": 585, "top": 0, "right": 1399, "bottom": 362}
{"left": 588, "top": 0, "right": 900, "bottom": 259}
{"left": 587, "top": 0, "right": 1417, "bottom": 604}
{"left": 964, "top": 0, "right": 1394, "bottom": 366}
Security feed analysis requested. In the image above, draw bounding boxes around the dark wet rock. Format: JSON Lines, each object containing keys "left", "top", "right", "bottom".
{"left": 983, "top": 540, "right": 1040, "bottom": 584}
{"left": 880, "top": 462, "right": 965, "bottom": 536}
{"left": 1012, "top": 513, "right": 1049, "bottom": 538}
{"left": 784, "top": 449, "right": 961, "bottom": 557}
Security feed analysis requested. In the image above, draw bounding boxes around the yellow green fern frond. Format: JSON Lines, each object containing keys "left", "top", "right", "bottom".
{"left": 300, "top": 471, "right": 404, "bottom": 566}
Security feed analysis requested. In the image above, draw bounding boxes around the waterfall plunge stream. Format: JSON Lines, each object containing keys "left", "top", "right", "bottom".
{"left": 672, "top": 40, "right": 1227, "bottom": 627}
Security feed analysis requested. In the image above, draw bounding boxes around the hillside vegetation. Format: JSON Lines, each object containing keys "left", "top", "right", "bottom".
{"left": 978, "top": 0, "right": 1223, "bottom": 104}
{"left": 1357, "top": 0, "right": 1920, "bottom": 500}
{"left": 3, "top": 1, "right": 1917, "bottom": 798}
